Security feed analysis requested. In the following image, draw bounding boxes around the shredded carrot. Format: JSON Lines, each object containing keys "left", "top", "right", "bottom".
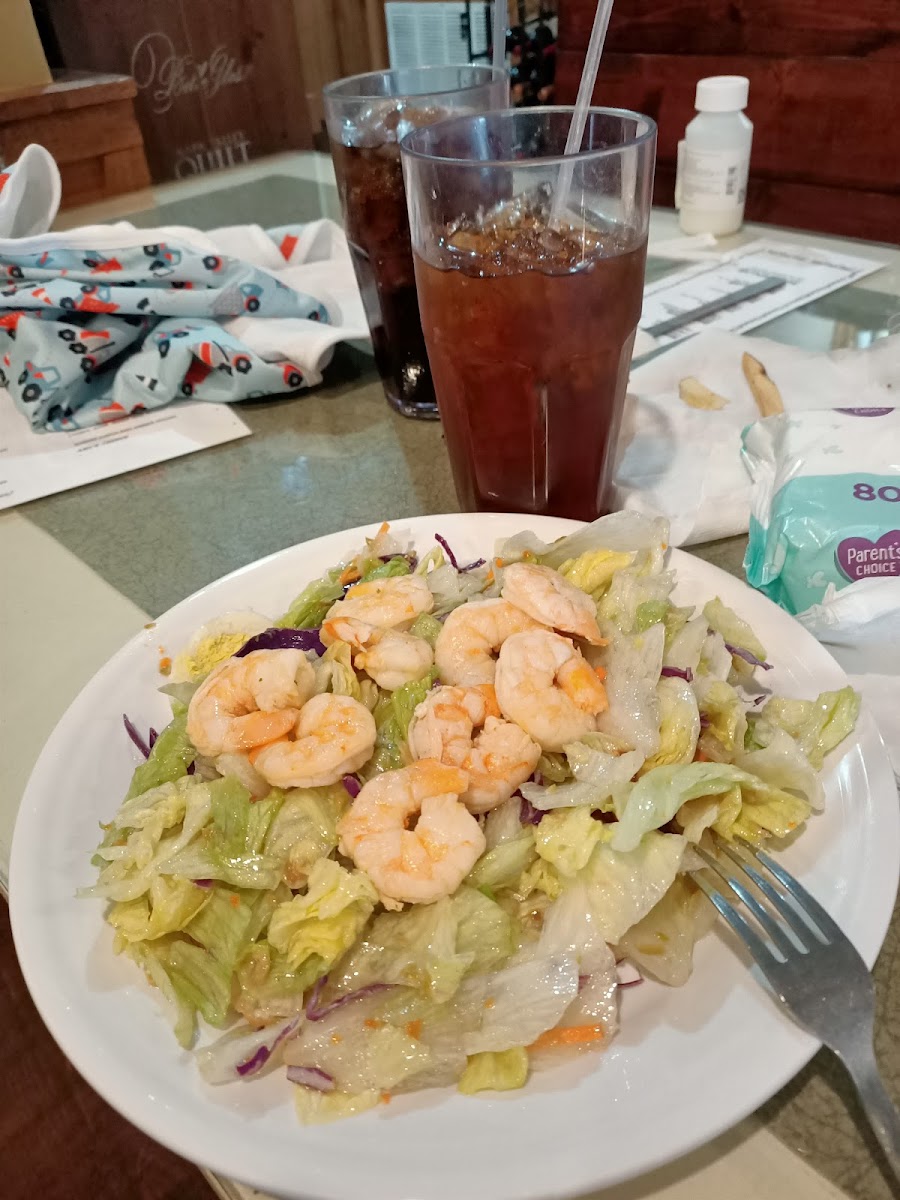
{"left": 377, "top": 521, "right": 390, "bottom": 536}
{"left": 483, "top": 996, "right": 496, "bottom": 1010}
{"left": 380, "top": 1091, "right": 392, "bottom": 1105}
{"left": 339, "top": 565, "right": 361, "bottom": 585}
{"left": 405, "top": 1019, "right": 423, "bottom": 1039}
{"left": 485, "top": 569, "right": 495, "bottom": 585}
{"left": 331, "top": 1033, "right": 343, "bottom": 1045}
{"left": 594, "top": 665, "right": 607, "bottom": 681}
{"left": 693, "top": 748, "right": 711, "bottom": 762}
{"left": 229, "top": 894, "right": 240, "bottom": 909}
{"left": 495, "top": 557, "right": 505, "bottom": 568}
{"left": 363, "top": 1018, "right": 384, "bottom": 1030}
{"left": 529, "top": 1024, "right": 606, "bottom": 1051}
{"left": 158, "top": 656, "right": 172, "bottom": 675}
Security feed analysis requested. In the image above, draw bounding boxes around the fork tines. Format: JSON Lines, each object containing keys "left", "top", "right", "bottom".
{"left": 692, "top": 834, "right": 842, "bottom": 964}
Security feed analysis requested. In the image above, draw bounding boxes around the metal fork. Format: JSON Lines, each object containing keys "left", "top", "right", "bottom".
{"left": 692, "top": 834, "right": 900, "bottom": 1178}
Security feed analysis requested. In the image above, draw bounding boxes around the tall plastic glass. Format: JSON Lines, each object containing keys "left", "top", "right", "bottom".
{"left": 401, "top": 107, "right": 656, "bottom": 517}
{"left": 323, "top": 66, "right": 508, "bottom": 419}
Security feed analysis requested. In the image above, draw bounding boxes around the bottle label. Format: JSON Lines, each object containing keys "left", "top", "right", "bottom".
{"left": 679, "top": 146, "right": 749, "bottom": 211}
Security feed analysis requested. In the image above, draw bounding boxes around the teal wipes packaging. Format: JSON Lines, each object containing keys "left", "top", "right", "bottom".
{"left": 742, "top": 407, "right": 900, "bottom": 645}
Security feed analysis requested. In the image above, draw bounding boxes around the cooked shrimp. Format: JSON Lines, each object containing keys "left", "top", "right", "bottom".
{"left": 434, "top": 598, "right": 539, "bottom": 686}
{"left": 501, "top": 562, "right": 606, "bottom": 645}
{"left": 495, "top": 630, "right": 608, "bottom": 752}
{"left": 322, "top": 615, "right": 433, "bottom": 691}
{"left": 252, "top": 693, "right": 376, "bottom": 788}
{"left": 187, "top": 649, "right": 316, "bottom": 757}
{"left": 408, "top": 685, "right": 541, "bottom": 813}
{"left": 337, "top": 760, "right": 485, "bottom": 905}
{"left": 322, "top": 574, "right": 433, "bottom": 641}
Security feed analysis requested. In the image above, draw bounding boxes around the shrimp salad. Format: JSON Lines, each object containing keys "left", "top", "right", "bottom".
{"left": 84, "top": 514, "right": 861, "bottom": 1123}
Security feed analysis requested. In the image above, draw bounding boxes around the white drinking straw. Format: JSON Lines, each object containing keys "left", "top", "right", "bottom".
{"left": 492, "top": 0, "right": 507, "bottom": 74}
{"left": 549, "top": 0, "right": 616, "bottom": 228}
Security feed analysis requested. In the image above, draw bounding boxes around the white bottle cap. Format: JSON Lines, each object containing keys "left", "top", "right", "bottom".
{"left": 695, "top": 75, "right": 749, "bottom": 112}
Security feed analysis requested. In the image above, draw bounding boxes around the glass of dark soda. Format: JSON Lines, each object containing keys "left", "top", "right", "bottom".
{"left": 323, "top": 67, "right": 508, "bottom": 419}
{"left": 401, "top": 107, "right": 657, "bottom": 516}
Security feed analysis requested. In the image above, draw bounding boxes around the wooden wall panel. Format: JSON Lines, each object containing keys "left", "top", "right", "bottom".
{"left": 560, "top": 0, "right": 900, "bottom": 58}
{"left": 556, "top": 0, "right": 900, "bottom": 240}
{"left": 47, "top": 0, "right": 312, "bottom": 182}
{"left": 556, "top": 53, "right": 895, "bottom": 192}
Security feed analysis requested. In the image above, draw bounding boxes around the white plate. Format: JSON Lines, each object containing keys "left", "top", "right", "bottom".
{"left": 10, "top": 513, "right": 899, "bottom": 1200}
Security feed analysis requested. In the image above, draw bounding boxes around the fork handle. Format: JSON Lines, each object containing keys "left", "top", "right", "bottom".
{"left": 842, "top": 1042, "right": 900, "bottom": 1178}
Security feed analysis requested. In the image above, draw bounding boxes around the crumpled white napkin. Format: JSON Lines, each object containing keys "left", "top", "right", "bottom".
{"left": 612, "top": 330, "right": 900, "bottom": 547}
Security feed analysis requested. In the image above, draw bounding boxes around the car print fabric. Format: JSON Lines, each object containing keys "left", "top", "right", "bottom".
{"left": 0, "top": 149, "right": 363, "bottom": 431}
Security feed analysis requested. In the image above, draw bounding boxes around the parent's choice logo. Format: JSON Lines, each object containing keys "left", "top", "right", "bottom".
{"left": 836, "top": 531, "right": 900, "bottom": 581}
{"left": 131, "top": 32, "right": 253, "bottom": 115}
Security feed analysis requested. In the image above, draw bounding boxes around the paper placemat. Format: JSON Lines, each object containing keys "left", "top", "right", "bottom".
{"left": 641, "top": 240, "right": 884, "bottom": 349}
{"left": 0, "top": 390, "right": 250, "bottom": 508}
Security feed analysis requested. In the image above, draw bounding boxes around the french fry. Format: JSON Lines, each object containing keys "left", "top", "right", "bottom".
{"left": 678, "top": 376, "right": 728, "bottom": 410}
{"left": 742, "top": 352, "right": 784, "bottom": 416}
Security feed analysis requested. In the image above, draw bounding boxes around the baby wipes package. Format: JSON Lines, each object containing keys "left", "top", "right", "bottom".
{"left": 742, "top": 407, "right": 900, "bottom": 642}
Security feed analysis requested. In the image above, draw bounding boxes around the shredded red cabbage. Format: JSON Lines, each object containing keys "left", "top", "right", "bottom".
{"left": 286, "top": 1065, "right": 335, "bottom": 1091}
{"left": 725, "top": 642, "right": 772, "bottom": 670}
{"left": 235, "top": 1016, "right": 301, "bottom": 1077}
{"left": 235, "top": 627, "right": 325, "bottom": 658}
{"left": 342, "top": 774, "right": 361, "bottom": 799}
{"left": 434, "top": 533, "right": 460, "bottom": 569}
{"left": 306, "top": 982, "right": 394, "bottom": 1022}
{"left": 699, "top": 713, "right": 711, "bottom": 729}
{"left": 148, "top": 727, "right": 158, "bottom": 748}
{"left": 193, "top": 878, "right": 214, "bottom": 889}
{"left": 661, "top": 665, "right": 693, "bottom": 682}
{"left": 434, "top": 533, "right": 485, "bottom": 573}
{"left": 752, "top": 694, "right": 767, "bottom": 707}
{"left": 123, "top": 714, "right": 151, "bottom": 759}
{"left": 519, "top": 795, "right": 544, "bottom": 826}
{"left": 591, "top": 809, "right": 617, "bottom": 823}
{"left": 616, "top": 962, "right": 643, "bottom": 988}
{"left": 187, "top": 760, "right": 196, "bottom": 775}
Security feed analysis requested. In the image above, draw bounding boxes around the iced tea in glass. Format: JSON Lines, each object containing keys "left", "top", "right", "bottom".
{"left": 323, "top": 66, "right": 508, "bottom": 419}
{"left": 401, "top": 107, "right": 656, "bottom": 516}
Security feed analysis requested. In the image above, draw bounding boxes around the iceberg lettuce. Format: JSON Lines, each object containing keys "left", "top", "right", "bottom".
{"left": 534, "top": 806, "right": 610, "bottom": 877}
{"left": 107, "top": 875, "right": 210, "bottom": 945}
{"left": 762, "top": 686, "right": 860, "bottom": 769}
{"left": 264, "top": 784, "right": 348, "bottom": 887}
{"left": 696, "top": 680, "right": 747, "bottom": 755}
{"left": 124, "top": 713, "right": 195, "bottom": 800}
{"left": 703, "top": 597, "right": 768, "bottom": 664}
{"left": 580, "top": 831, "right": 687, "bottom": 943}
{"left": 332, "top": 896, "right": 472, "bottom": 1003}
{"left": 461, "top": 955, "right": 580, "bottom": 1054}
{"left": 595, "top": 624, "right": 665, "bottom": 756}
{"left": 521, "top": 738, "right": 643, "bottom": 811}
{"left": 558, "top": 548, "right": 636, "bottom": 598}
{"left": 640, "top": 677, "right": 700, "bottom": 772}
{"left": 616, "top": 876, "right": 716, "bottom": 986}
{"left": 459, "top": 1048, "right": 529, "bottom": 1094}
{"left": 276, "top": 569, "right": 344, "bottom": 629}
{"left": 268, "top": 859, "right": 376, "bottom": 972}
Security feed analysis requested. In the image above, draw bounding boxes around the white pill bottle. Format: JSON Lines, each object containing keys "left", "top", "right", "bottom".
{"left": 675, "top": 75, "right": 753, "bottom": 236}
